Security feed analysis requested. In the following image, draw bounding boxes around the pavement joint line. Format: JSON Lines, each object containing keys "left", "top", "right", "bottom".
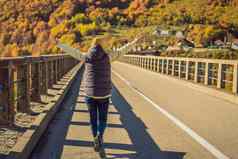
{"left": 112, "top": 69, "right": 230, "bottom": 159}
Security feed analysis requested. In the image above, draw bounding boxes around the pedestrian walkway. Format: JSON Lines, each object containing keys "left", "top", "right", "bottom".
{"left": 30, "top": 71, "right": 186, "bottom": 159}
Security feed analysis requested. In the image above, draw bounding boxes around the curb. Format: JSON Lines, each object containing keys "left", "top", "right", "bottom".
{"left": 7, "top": 63, "right": 83, "bottom": 159}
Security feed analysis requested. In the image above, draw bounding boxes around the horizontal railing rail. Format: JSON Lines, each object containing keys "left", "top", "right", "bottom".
{"left": 120, "top": 55, "right": 238, "bottom": 95}
{"left": 0, "top": 54, "right": 79, "bottom": 125}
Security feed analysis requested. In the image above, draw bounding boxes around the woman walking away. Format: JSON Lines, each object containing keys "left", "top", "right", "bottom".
{"left": 84, "top": 37, "right": 111, "bottom": 156}
{"left": 57, "top": 35, "right": 141, "bottom": 158}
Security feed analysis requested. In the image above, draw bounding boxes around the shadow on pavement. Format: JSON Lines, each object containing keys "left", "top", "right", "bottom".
{"left": 30, "top": 70, "right": 84, "bottom": 159}
{"left": 29, "top": 68, "right": 185, "bottom": 159}
{"left": 109, "top": 86, "right": 186, "bottom": 159}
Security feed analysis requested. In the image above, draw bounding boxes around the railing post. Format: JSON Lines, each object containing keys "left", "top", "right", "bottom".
{"left": 157, "top": 58, "right": 160, "bottom": 73}
{"left": 140, "top": 57, "right": 142, "bottom": 67}
{"left": 57, "top": 59, "right": 60, "bottom": 80}
{"left": 148, "top": 57, "right": 150, "bottom": 70}
{"left": 60, "top": 58, "right": 64, "bottom": 77}
{"left": 149, "top": 57, "right": 151, "bottom": 70}
{"left": 49, "top": 60, "right": 54, "bottom": 87}
{"left": 31, "top": 61, "right": 42, "bottom": 102}
{"left": 139, "top": 57, "right": 142, "bottom": 67}
{"left": 172, "top": 60, "right": 175, "bottom": 76}
{"left": 178, "top": 60, "right": 182, "bottom": 78}
{"left": 145, "top": 57, "right": 147, "bottom": 69}
{"left": 7, "top": 61, "right": 16, "bottom": 123}
{"left": 146, "top": 57, "right": 149, "bottom": 70}
{"left": 154, "top": 58, "right": 157, "bottom": 72}
{"left": 217, "top": 63, "right": 224, "bottom": 89}
{"left": 194, "top": 62, "right": 198, "bottom": 83}
{"left": 204, "top": 62, "right": 210, "bottom": 85}
{"left": 139, "top": 57, "right": 141, "bottom": 67}
{"left": 185, "top": 60, "right": 189, "bottom": 80}
{"left": 161, "top": 59, "right": 164, "bottom": 73}
{"left": 232, "top": 64, "right": 238, "bottom": 94}
{"left": 166, "top": 59, "right": 169, "bottom": 74}
{"left": 142, "top": 58, "right": 145, "bottom": 68}
{"left": 48, "top": 61, "right": 52, "bottom": 88}
{"left": 54, "top": 60, "right": 58, "bottom": 83}
{"left": 42, "top": 59, "right": 49, "bottom": 94}
{"left": 63, "top": 58, "right": 66, "bottom": 76}
{"left": 55, "top": 59, "right": 58, "bottom": 82}
{"left": 53, "top": 60, "right": 57, "bottom": 84}
{"left": 25, "top": 61, "right": 31, "bottom": 112}
{"left": 144, "top": 57, "right": 147, "bottom": 69}
{"left": 57, "top": 59, "right": 60, "bottom": 79}
{"left": 0, "top": 68, "right": 6, "bottom": 123}
{"left": 140, "top": 57, "right": 142, "bottom": 68}
{"left": 153, "top": 58, "right": 156, "bottom": 72}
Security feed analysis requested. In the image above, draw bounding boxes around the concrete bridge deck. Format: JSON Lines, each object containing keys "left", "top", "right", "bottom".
{"left": 30, "top": 62, "right": 238, "bottom": 159}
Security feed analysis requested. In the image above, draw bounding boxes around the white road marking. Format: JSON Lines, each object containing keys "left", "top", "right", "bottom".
{"left": 112, "top": 70, "right": 230, "bottom": 159}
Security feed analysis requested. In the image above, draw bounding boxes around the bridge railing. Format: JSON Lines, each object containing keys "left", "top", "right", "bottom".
{"left": 120, "top": 55, "right": 238, "bottom": 95}
{"left": 0, "top": 54, "right": 79, "bottom": 124}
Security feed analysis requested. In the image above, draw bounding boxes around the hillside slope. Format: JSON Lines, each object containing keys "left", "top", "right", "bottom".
{"left": 0, "top": 0, "right": 237, "bottom": 57}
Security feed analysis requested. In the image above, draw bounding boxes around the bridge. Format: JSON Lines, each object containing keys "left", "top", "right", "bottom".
{"left": 0, "top": 54, "right": 238, "bottom": 159}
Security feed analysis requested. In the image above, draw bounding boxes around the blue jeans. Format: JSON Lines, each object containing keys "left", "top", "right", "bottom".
{"left": 85, "top": 97, "right": 110, "bottom": 138}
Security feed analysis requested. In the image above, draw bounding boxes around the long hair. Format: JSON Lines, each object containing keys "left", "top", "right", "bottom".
{"left": 90, "top": 35, "right": 115, "bottom": 50}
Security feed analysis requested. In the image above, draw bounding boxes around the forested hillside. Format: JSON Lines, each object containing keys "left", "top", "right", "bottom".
{"left": 0, "top": 0, "right": 237, "bottom": 57}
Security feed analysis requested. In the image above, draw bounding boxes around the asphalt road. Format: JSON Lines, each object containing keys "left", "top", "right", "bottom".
{"left": 111, "top": 62, "right": 238, "bottom": 159}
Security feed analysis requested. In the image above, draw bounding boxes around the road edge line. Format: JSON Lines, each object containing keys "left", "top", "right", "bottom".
{"left": 112, "top": 69, "right": 230, "bottom": 159}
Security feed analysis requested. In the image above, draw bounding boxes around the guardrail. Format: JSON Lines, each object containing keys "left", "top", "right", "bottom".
{"left": 120, "top": 55, "right": 238, "bottom": 95}
{"left": 0, "top": 54, "right": 79, "bottom": 125}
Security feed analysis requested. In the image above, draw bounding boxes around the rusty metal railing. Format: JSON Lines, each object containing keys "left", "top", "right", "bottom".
{"left": 0, "top": 54, "right": 79, "bottom": 125}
